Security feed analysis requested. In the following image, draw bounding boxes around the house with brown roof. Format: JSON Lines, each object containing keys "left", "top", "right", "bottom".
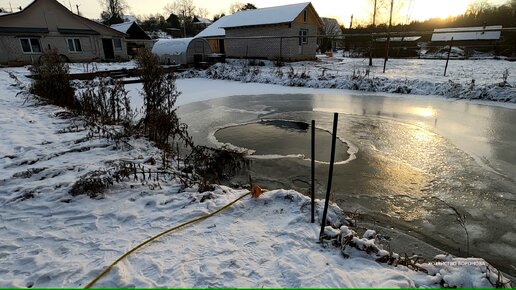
{"left": 195, "top": 2, "right": 323, "bottom": 61}
{"left": 0, "top": 0, "right": 129, "bottom": 66}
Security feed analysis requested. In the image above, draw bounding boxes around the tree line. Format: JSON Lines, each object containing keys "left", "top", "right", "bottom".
{"left": 350, "top": 0, "right": 516, "bottom": 33}
{"left": 99, "top": 0, "right": 256, "bottom": 37}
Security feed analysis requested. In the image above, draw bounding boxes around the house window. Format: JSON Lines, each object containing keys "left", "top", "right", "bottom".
{"left": 299, "top": 29, "right": 308, "bottom": 45}
{"left": 20, "top": 38, "right": 42, "bottom": 54}
{"left": 303, "top": 10, "right": 307, "bottom": 22}
{"left": 113, "top": 38, "right": 123, "bottom": 51}
{"left": 67, "top": 38, "right": 82, "bottom": 52}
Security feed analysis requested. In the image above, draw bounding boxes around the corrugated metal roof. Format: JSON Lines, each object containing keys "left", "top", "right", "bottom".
{"left": 431, "top": 26, "right": 502, "bottom": 41}
{"left": 220, "top": 2, "right": 311, "bottom": 29}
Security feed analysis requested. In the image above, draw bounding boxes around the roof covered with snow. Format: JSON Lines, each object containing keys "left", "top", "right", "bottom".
{"left": 194, "top": 17, "right": 212, "bottom": 25}
{"left": 122, "top": 15, "right": 137, "bottom": 22}
{"left": 376, "top": 36, "right": 421, "bottom": 42}
{"left": 220, "top": 2, "right": 313, "bottom": 29}
{"left": 195, "top": 15, "right": 232, "bottom": 38}
{"left": 110, "top": 22, "right": 133, "bottom": 33}
{"left": 431, "top": 26, "right": 502, "bottom": 42}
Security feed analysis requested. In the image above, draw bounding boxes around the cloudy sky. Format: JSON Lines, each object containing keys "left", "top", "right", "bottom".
{"left": 0, "top": 0, "right": 509, "bottom": 25}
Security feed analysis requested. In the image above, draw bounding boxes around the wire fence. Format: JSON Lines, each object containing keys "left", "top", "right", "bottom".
{"left": 217, "top": 27, "right": 516, "bottom": 61}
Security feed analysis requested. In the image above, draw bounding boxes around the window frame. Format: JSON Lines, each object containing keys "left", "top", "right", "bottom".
{"left": 113, "top": 38, "right": 123, "bottom": 51}
{"left": 67, "top": 38, "right": 83, "bottom": 52}
{"left": 19, "top": 38, "right": 42, "bottom": 54}
{"left": 299, "top": 29, "right": 308, "bottom": 45}
{"left": 303, "top": 9, "right": 308, "bottom": 23}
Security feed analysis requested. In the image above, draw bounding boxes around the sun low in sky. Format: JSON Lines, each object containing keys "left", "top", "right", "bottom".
{"left": 1, "top": 0, "right": 508, "bottom": 25}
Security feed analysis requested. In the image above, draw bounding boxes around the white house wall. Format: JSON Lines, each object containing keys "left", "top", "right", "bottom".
{"left": 0, "top": 0, "right": 128, "bottom": 64}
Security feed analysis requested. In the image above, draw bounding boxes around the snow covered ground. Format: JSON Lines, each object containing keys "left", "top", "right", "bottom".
{"left": 0, "top": 63, "right": 513, "bottom": 287}
{"left": 182, "top": 57, "right": 516, "bottom": 103}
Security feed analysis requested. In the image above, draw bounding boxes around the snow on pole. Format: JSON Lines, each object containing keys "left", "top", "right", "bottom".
{"left": 319, "top": 113, "right": 338, "bottom": 239}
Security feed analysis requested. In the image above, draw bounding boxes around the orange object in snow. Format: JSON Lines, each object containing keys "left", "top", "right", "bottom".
{"left": 251, "top": 184, "right": 263, "bottom": 198}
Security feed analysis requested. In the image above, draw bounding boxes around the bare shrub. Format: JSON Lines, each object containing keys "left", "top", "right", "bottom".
{"left": 185, "top": 145, "right": 249, "bottom": 192}
{"left": 70, "top": 170, "right": 113, "bottom": 199}
{"left": 30, "top": 49, "right": 77, "bottom": 109}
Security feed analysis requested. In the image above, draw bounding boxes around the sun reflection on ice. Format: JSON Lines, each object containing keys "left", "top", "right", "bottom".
{"left": 412, "top": 106, "right": 437, "bottom": 118}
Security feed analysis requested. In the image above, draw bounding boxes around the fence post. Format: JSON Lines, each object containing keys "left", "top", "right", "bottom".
{"left": 311, "top": 120, "right": 315, "bottom": 223}
{"left": 369, "top": 33, "right": 374, "bottom": 66}
{"left": 444, "top": 37, "right": 454, "bottom": 77}
{"left": 319, "top": 113, "right": 338, "bottom": 239}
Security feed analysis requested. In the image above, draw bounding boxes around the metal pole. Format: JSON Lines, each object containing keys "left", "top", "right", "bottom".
{"left": 319, "top": 113, "right": 338, "bottom": 239}
{"left": 369, "top": 0, "right": 377, "bottom": 66}
{"left": 369, "top": 33, "right": 374, "bottom": 66}
{"left": 444, "top": 37, "right": 454, "bottom": 77}
{"left": 311, "top": 120, "right": 315, "bottom": 223}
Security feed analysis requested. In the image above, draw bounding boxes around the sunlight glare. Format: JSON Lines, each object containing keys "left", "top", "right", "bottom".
{"left": 412, "top": 107, "right": 436, "bottom": 118}
{"left": 409, "top": 0, "right": 470, "bottom": 21}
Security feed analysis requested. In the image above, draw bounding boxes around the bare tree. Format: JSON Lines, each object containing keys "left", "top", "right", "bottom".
{"left": 321, "top": 18, "right": 342, "bottom": 51}
{"left": 369, "top": 0, "right": 381, "bottom": 26}
{"left": 164, "top": 0, "right": 196, "bottom": 37}
{"left": 213, "top": 11, "right": 226, "bottom": 21}
{"left": 466, "top": 0, "right": 493, "bottom": 17}
{"left": 99, "top": 0, "right": 128, "bottom": 25}
{"left": 196, "top": 7, "right": 209, "bottom": 19}
{"left": 164, "top": 0, "right": 196, "bottom": 19}
{"left": 228, "top": 2, "right": 256, "bottom": 14}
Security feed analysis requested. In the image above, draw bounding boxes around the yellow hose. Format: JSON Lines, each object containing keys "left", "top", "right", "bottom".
{"left": 84, "top": 191, "right": 251, "bottom": 288}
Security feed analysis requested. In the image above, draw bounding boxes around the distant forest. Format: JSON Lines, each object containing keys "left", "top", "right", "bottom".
{"left": 349, "top": 0, "right": 516, "bottom": 33}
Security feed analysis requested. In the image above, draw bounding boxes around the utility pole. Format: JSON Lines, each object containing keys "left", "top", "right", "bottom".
{"left": 9, "top": 2, "right": 13, "bottom": 13}
{"left": 68, "top": 0, "right": 72, "bottom": 11}
{"left": 349, "top": 14, "right": 354, "bottom": 29}
{"left": 369, "top": 0, "right": 377, "bottom": 66}
{"left": 383, "top": 0, "right": 394, "bottom": 73}
{"left": 76, "top": 4, "right": 80, "bottom": 15}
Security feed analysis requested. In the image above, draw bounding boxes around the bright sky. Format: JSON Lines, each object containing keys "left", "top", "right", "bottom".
{"left": 0, "top": 0, "right": 509, "bottom": 25}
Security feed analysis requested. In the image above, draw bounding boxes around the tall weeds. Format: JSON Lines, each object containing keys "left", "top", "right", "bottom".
{"left": 79, "top": 79, "right": 133, "bottom": 127}
{"left": 136, "top": 49, "right": 183, "bottom": 148}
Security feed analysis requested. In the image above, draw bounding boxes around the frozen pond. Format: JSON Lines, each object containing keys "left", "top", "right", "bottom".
{"left": 178, "top": 93, "right": 516, "bottom": 278}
